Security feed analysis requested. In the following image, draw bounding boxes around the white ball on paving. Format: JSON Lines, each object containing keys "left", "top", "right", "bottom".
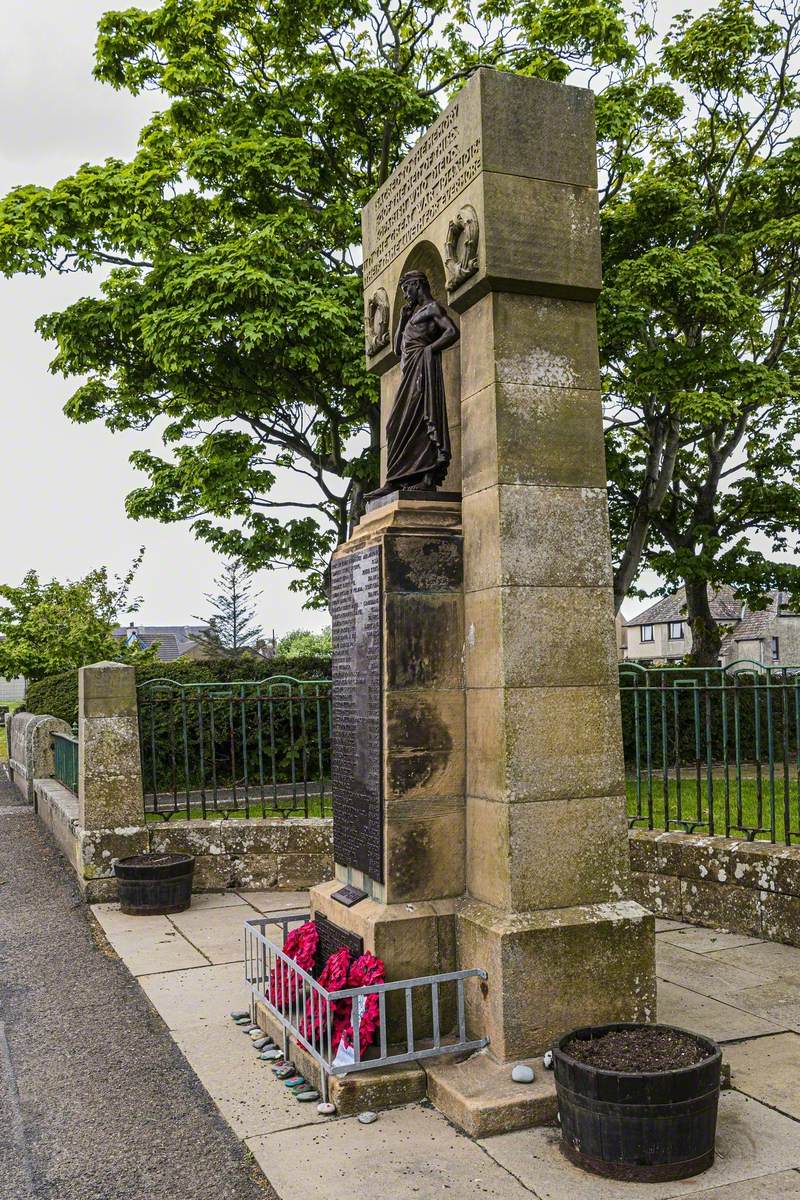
{"left": 317, "top": 1101, "right": 337, "bottom": 1116}
{"left": 511, "top": 1064, "right": 535, "bottom": 1084}
{"left": 357, "top": 1111, "right": 378, "bottom": 1124}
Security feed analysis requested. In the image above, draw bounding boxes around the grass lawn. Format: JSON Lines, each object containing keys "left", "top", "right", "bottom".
{"left": 144, "top": 795, "right": 330, "bottom": 822}
{"left": 627, "top": 772, "right": 800, "bottom": 843}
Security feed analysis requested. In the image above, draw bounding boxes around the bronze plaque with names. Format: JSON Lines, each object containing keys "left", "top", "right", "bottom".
{"left": 330, "top": 544, "right": 383, "bottom": 881}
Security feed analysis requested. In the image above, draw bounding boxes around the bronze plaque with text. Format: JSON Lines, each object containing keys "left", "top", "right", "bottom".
{"left": 330, "top": 544, "right": 383, "bottom": 881}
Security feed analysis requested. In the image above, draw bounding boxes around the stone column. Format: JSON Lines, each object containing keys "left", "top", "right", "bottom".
{"left": 78, "top": 661, "right": 145, "bottom": 830}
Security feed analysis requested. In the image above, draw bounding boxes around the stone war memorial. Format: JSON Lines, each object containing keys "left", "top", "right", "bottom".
{"left": 308, "top": 67, "right": 656, "bottom": 1133}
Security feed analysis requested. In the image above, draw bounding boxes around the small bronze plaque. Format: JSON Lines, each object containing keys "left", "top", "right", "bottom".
{"left": 331, "top": 884, "right": 368, "bottom": 908}
{"left": 314, "top": 913, "right": 364, "bottom": 974}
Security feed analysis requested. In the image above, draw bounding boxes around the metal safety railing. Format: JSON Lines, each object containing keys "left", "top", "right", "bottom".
{"left": 137, "top": 676, "right": 332, "bottom": 820}
{"left": 244, "top": 913, "right": 488, "bottom": 1102}
{"left": 621, "top": 661, "right": 800, "bottom": 843}
{"left": 52, "top": 730, "right": 78, "bottom": 794}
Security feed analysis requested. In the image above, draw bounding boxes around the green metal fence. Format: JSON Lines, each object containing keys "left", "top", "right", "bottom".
{"left": 137, "top": 675, "right": 332, "bottom": 820}
{"left": 52, "top": 730, "right": 79, "bottom": 794}
{"left": 620, "top": 661, "right": 800, "bottom": 843}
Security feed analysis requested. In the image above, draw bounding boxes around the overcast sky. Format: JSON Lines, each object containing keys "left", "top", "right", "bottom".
{"left": 0, "top": 0, "right": 331, "bottom": 636}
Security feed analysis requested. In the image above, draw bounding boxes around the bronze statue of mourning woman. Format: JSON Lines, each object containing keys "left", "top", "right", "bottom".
{"left": 368, "top": 270, "right": 460, "bottom": 501}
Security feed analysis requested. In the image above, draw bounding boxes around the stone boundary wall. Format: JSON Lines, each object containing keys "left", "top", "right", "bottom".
{"left": 32, "top": 780, "right": 334, "bottom": 904}
{"left": 629, "top": 829, "right": 800, "bottom": 946}
{"left": 6, "top": 711, "right": 71, "bottom": 804}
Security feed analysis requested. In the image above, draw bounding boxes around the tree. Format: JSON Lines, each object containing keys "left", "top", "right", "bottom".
{"left": 276, "top": 627, "right": 332, "bottom": 658}
{"left": 602, "top": 0, "right": 800, "bottom": 662}
{"left": 0, "top": 0, "right": 639, "bottom": 607}
{"left": 194, "top": 560, "right": 263, "bottom": 656}
{"left": 0, "top": 553, "right": 153, "bottom": 682}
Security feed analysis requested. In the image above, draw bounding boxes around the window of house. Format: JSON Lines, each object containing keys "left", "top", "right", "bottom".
{"left": 641, "top": 624, "right": 654, "bottom": 643}
{"left": 668, "top": 621, "right": 684, "bottom": 640}
{"left": 772, "top": 636, "right": 780, "bottom": 661}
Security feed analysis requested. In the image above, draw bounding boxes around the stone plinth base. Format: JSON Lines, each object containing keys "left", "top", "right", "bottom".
{"left": 254, "top": 1000, "right": 427, "bottom": 1114}
{"left": 310, "top": 879, "right": 457, "bottom": 1041}
{"left": 457, "top": 897, "right": 656, "bottom": 1060}
{"left": 426, "top": 1051, "right": 557, "bottom": 1138}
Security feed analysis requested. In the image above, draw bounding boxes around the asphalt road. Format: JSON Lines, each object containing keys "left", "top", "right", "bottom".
{"left": 0, "top": 764, "right": 277, "bottom": 1200}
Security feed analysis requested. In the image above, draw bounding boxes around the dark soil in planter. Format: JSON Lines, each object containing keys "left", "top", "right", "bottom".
{"left": 564, "top": 1026, "right": 706, "bottom": 1072}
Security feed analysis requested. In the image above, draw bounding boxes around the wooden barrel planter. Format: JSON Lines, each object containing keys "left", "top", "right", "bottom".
{"left": 553, "top": 1023, "right": 722, "bottom": 1182}
{"left": 114, "top": 853, "right": 195, "bottom": 916}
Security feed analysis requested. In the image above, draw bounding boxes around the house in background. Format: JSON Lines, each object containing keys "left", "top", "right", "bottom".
{"left": 0, "top": 676, "right": 25, "bottom": 702}
{"left": 623, "top": 587, "right": 800, "bottom": 667}
{"left": 115, "top": 624, "right": 211, "bottom": 662}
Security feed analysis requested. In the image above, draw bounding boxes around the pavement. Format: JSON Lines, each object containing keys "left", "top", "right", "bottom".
{"left": 91, "top": 880, "right": 800, "bottom": 1199}
{"left": 6, "top": 749, "right": 800, "bottom": 1200}
{"left": 0, "top": 764, "right": 276, "bottom": 1200}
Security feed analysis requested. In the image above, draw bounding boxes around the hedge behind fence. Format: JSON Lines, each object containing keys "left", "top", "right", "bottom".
{"left": 25, "top": 655, "right": 333, "bottom": 728}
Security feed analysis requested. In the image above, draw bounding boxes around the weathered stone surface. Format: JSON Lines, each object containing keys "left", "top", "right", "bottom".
{"left": 149, "top": 820, "right": 225, "bottom": 857}
{"left": 79, "top": 707, "right": 144, "bottom": 829}
{"left": 760, "top": 892, "right": 800, "bottom": 947}
{"left": 192, "top": 853, "right": 236, "bottom": 891}
{"left": 233, "top": 853, "right": 280, "bottom": 891}
{"left": 464, "top": 585, "right": 618, "bottom": 690}
{"left": 461, "top": 379, "right": 609, "bottom": 499}
{"left": 466, "top": 684, "right": 626, "bottom": 804}
{"left": 462, "top": 483, "right": 613, "bottom": 592}
{"left": 460, "top": 292, "right": 600, "bottom": 402}
{"left": 385, "top": 747, "right": 465, "bottom": 800}
{"left": 456, "top": 898, "right": 655, "bottom": 1060}
{"left": 680, "top": 877, "right": 763, "bottom": 937}
{"left": 426, "top": 1051, "right": 557, "bottom": 1139}
{"left": 386, "top": 688, "right": 465, "bottom": 755}
{"left": 384, "top": 797, "right": 465, "bottom": 902}
{"left": 629, "top": 870, "right": 682, "bottom": 919}
{"left": 79, "top": 661, "right": 138, "bottom": 719}
{"left": 385, "top": 593, "right": 464, "bottom": 690}
{"left": 81, "top": 826, "right": 149, "bottom": 879}
{"left": 383, "top": 533, "right": 463, "bottom": 593}
{"left": 628, "top": 829, "right": 663, "bottom": 874}
{"left": 276, "top": 852, "right": 331, "bottom": 890}
{"left": 467, "top": 795, "right": 630, "bottom": 911}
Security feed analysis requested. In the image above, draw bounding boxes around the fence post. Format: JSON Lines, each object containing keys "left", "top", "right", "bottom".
{"left": 78, "top": 662, "right": 144, "bottom": 829}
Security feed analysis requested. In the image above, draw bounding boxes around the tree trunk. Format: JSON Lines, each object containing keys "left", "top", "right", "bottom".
{"left": 684, "top": 579, "right": 722, "bottom": 666}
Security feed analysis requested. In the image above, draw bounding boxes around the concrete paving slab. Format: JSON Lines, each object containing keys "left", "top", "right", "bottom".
{"left": 139, "top": 961, "right": 251, "bottom": 1030}
{"left": 479, "top": 1092, "right": 800, "bottom": 1199}
{"left": 169, "top": 902, "right": 252, "bottom": 963}
{"left": 247, "top": 1102, "right": 534, "bottom": 1200}
{"left": 725, "top": 978, "right": 800, "bottom": 1033}
{"left": 187, "top": 891, "right": 250, "bottom": 910}
{"left": 707, "top": 939, "right": 800, "bottom": 980}
{"left": 173, "top": 1021, "right": 325, "bottom": 1139}
{"left": 659, "top": 927, "right": 764, "bottom": 954}
{"left": 655, "top": 918, "right": 691, "bottom": 932}
{"left": 726, "top": 1033, "right": 800, "bottom": 1118}
{"left": 666, "top": 1171, "right": 800, "bottom": 1199}
{"left": 238, "top": 890, "right": 310, "bottom": 914}
{"left": 657, "top": 939, "right": 765, "bottom": 998}
{"left": 657, "top": 979, "right": 786, "bottom": 1042}
{"left": 91, "top": 905, "right": 208, "bottom": 973}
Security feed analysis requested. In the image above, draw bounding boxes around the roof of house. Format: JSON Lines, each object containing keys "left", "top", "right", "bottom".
{"left": 113, "top": 625, "right": 208, "bottom": 662}
{"left": 721, "top": 591, "right": 799, "bottom": 647}
{"left": 624, "top": 586, "right": 741, "bottom": 628}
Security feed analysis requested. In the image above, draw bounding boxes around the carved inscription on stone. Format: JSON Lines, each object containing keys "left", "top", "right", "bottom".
{"left": 364, "top": 104, "right": 482, "bottom": 285}
{"left": 331, "top": 544, "right": 383, "bottom": 881}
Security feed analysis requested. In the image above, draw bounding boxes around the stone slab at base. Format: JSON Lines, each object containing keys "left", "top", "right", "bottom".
{"left": 254, "top": 1000, "right": 427, "bottom": 1115}
{"left": 457, "top": 897, "right": 656, "bottom": 1060}
{"left": 426, "top": 1050, "right": 557, "bottom": 1138}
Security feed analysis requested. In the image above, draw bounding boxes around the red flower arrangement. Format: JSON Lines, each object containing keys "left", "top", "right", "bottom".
{"left": 299, "top": 945, "right": 352, "bottom": 1051}
{"left": 340, "top": 952, "right": 385, "bottom": 1056}
{"left": 268, "top": 920, "right": 319, "bottom": 1011}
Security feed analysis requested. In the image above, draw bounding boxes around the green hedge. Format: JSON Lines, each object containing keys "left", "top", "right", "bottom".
{"left": 25, "top": 655, "right": 333, "bottom": 727}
